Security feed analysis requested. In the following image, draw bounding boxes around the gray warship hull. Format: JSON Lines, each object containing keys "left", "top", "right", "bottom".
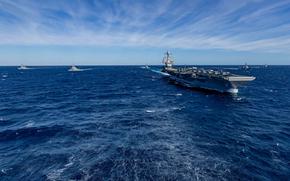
{"left": 162, "top": 71, "right": 253, "bottom": 93}
{"left": 155, "top": 51, "right": 255, "bottom": 94}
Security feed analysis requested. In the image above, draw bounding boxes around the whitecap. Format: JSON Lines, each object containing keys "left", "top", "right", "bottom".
{"left": 146, "top": 107, "right": 183, "bottom": 113}
{"left": 1, "top": 169, "right": 5, "bottom": 174}
{"left": 171, "top": 107, "right": 183, "bottom": 111}
{"left": 64, "top": 156, "right": 75, "bottom": 167}
{"left": 264, "top": 88, "right": 274, "bottom": 92}
{"left": 146, "top": 110, "right": 156, "bottom": 113}
{"left": 176, "top": 93, "right": 182, "bottom": 96}
{"left": 64, "top": 162, "right": 73, "bottom": 167}
{"left": 47, "top": 168, "right": 65, "bottom": 181}
{"left": 1, "top": 168, "right": 12, "bottom": 174}
{"left": 25, "top": 120, "right": 35, "bottom": 128}
{"left": 232, "top": 96, "right": 244, "bottom": 102}
{"left": 47, "top": 156, "right": 75, "bottom": 181}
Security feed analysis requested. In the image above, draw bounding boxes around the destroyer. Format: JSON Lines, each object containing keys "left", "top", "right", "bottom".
{"left": 68, "top": 65, "right": 83, "bottom": 72}
{"left": 18, "top": 65, "right": 30, "bottom": 70}
{"left": 159, "top": 51, "right": 255, "bottom": 94}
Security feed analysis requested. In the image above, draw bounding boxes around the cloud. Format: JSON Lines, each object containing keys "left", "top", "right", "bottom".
{"left": 0, "top": 0, "right": 290, "bottom": 53}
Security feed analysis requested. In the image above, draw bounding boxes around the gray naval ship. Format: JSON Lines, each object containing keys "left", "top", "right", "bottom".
{"left": 158, "top": 51, "right": 255, "bottom": 94}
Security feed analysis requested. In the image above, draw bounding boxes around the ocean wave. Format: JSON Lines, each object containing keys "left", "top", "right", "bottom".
{"left": 145, "top": 107, "right": 184, "bottom": 113}
{"left": 0, "top": 66, "right": 290, "bottom": 180}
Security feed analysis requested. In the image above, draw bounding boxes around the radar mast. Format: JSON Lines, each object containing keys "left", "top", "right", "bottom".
{"left": 163, "top": 51, "right": 174, "bottom": 69}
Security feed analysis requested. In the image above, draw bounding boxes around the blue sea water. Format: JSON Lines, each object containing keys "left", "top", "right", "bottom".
{"left": 0, "top": 66, "right": 289, "bottom": 180}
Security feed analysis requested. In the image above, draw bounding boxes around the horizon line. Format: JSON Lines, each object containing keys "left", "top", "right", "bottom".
{"left": 0, "top": 64, "right": 288, "bottom": 67}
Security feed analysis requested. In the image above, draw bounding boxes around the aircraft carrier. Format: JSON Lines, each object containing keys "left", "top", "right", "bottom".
{"left": 157, "top": 51, "right": 255, "bottom": 94}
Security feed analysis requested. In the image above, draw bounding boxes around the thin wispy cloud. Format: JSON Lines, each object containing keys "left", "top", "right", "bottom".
{"left": 0, "top": 0, "right": 290, "bottom": 53}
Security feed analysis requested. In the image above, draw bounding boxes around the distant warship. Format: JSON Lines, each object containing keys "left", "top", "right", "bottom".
{"left": 241, "top": 63, "right": 250, "bottom": 70}
{"left": 159, "top": 51, "right": 255, "bottom": 94}
{"left": 68, "top": 65, "right": 82, "bottom": 72}
{"left": 18, "top": 65, "right": 30, "bottom": 70}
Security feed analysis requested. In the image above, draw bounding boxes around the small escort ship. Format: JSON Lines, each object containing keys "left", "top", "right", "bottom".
{"left": 18, "top": 65, "right": 30, "bottom": 70}
{"left": 160, "top": 51, "right": 255, "bottom": 94}
{"left": 68, "top": 65, "right": 83, "bottom": 72}
{"left": 240, "top": 62, "right": 250, "bottom": 70}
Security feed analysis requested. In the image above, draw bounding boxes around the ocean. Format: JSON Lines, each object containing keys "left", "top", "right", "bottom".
{"left": 0, "top": 66, "right": 289, "bottom": 180}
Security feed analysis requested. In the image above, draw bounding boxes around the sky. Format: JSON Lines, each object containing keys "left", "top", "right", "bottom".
{"left": 0, "top": 0, "right": 290, "bottom": 65}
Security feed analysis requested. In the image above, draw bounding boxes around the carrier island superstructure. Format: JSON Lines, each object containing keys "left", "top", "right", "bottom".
{"left": 159, "top": 51, "right": 255, "bottom": 94}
